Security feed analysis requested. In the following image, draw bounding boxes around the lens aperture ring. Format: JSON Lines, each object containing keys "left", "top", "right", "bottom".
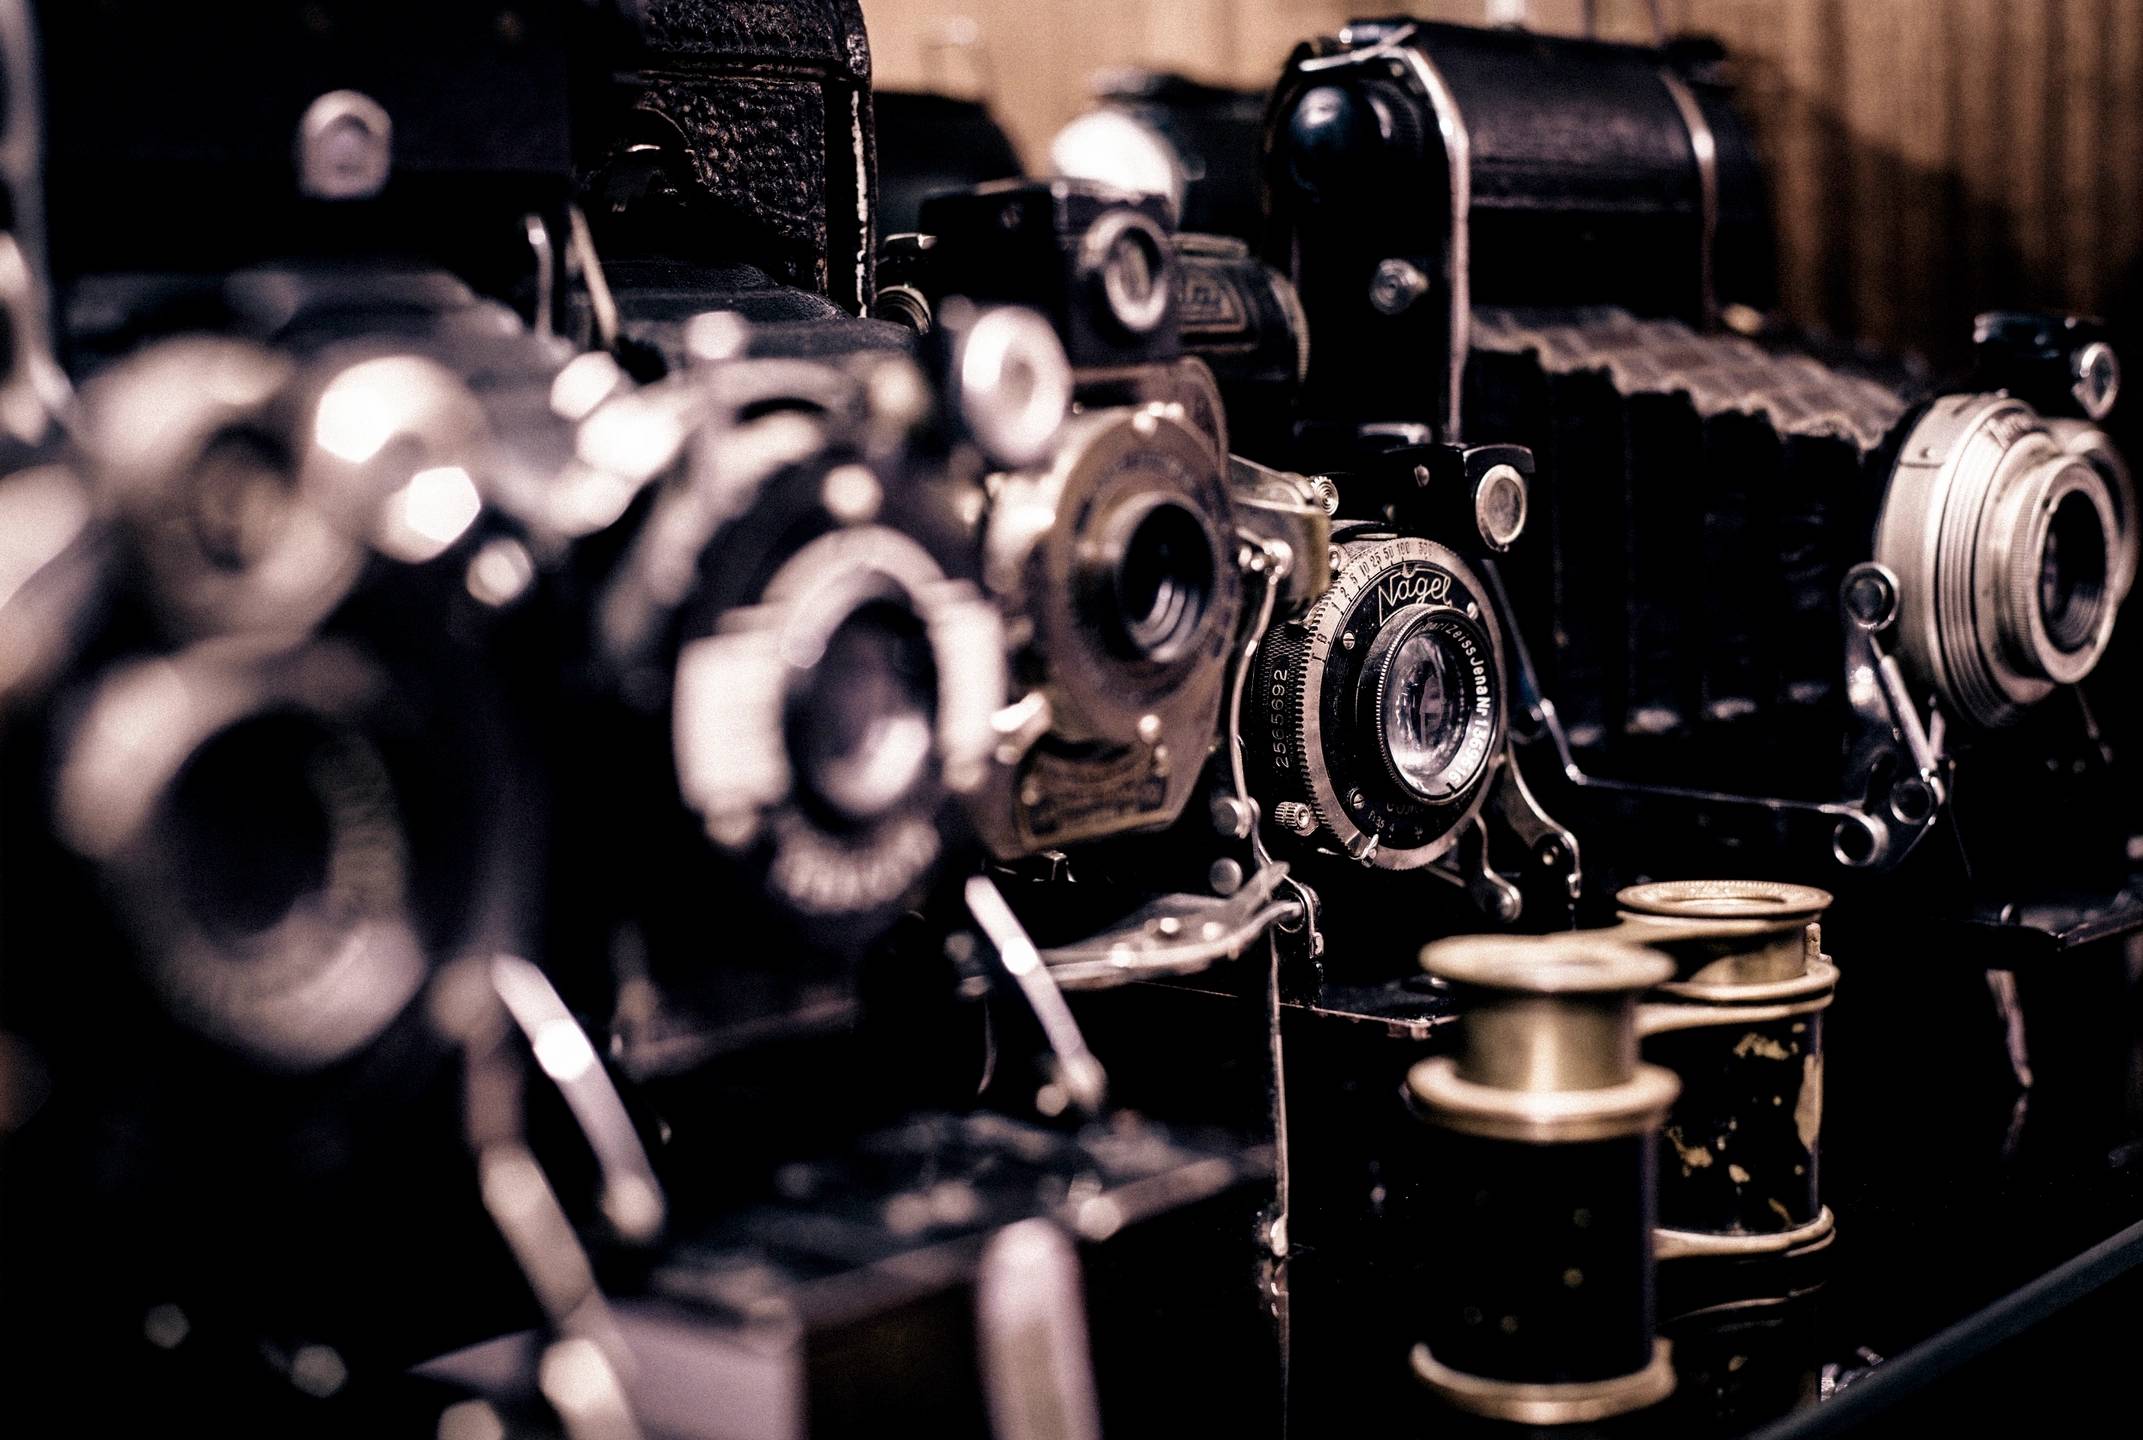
{"left": 1879, "top": 394, "right": 2136, "bottom": 728}
{"left": 1250, "top": 534, "right": 1507, "bottom": 870}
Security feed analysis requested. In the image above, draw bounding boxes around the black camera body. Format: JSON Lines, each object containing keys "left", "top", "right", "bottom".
{"left": 914, "top": 179, "right": 1181, "bottom": 371}
{"left": 554, "top": 341, "right": 1008, "bottom": 1072}
{"left": 1264, "top": 19, "right": 2143, "bottom": 946}
{"left": 1050, "top": 71, "right": 1270, "bottom": 243}
{"left": 580, "top": 0, "right": 913, "bottom": 370}
{"left": 1264, "top": 19, "right": 1769, "bottom": 453}
{"left": 0, "top": 7, "right": 661, "bottom": 1412}
{"left": 34, "top": 0, "right": 606, "bottom": 346}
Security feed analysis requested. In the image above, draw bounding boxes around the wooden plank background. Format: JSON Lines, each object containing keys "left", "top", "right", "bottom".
{"left": 861, "top": 0, "right": 2143, "bottom": 365}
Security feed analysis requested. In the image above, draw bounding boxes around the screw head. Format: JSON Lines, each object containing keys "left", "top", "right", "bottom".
{"left": 1369, "top": 258, "right": 1430, "bottom": 316}
{"left": 1208, "top": 858, "right": 1245, "bottom": 896}
{"left": 1841, "top": 562, "right": 1900, "bottom": 632}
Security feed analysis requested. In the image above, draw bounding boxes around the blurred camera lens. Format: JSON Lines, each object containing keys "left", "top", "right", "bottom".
{"left": 1105, "top": 495, "right": 1215, "bottom": 663}
{"left": 2039, "top": 488, "right": 2109, "bottom": 655}
{"left": 84, "top": 338, "right": 360, "bottom": 639}
{"left": 789, "top": 601, "right": 939, "bottom": 825}
{"left": 1047, "top": 109, "right": 1189, "bottom": 223}
{"left": 949, "top": 304, "right": 1073, "bottom": 471}
{"left": 1078, "top": 210, "right": 1172, "bottom": 337}
{"left": 167, "top": 710, "right": 352, "bottom": 943}
{"left": 183, "top": 430, "right": 296, "bottom": 574}
{"left": 53, "top": 643, "right": 443, "bottom": 1070}
{"left": 1368, "top": 609, "right": 1494, "bottom": 802}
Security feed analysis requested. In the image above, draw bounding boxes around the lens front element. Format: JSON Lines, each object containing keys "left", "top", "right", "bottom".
{"left": 2038, "top": 488, "right": 2110, "bottom": 656}
{"left": 1368, "top": 606, "right": 1496, "bottom": 803}
{"left": 789, "top": 601, "right": 939, "bottom": 826}
{"left": 1108, "top": 495, "right": 1217, "bottom": 664}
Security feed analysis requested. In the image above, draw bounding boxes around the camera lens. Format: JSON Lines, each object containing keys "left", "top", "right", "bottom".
{"left": 1369, "top": 609, "right": 1495, "bottom": 802}
{"left": 2039, "top": 488, "right": 2108, "bottom": 655}
{"left": 788, "top": 601, "right": 938, "bottom": 825}
{"left": 1249, "top": 538, "right": 1508, "bottom": 870}
{"left": 1048, "top": 110, "right": 1189, "bottom": 222}
{"left": 1078, "top": 210, "right": 1172, "bottom": 338}
{"left": 168, "top": 712, "right": 343, "bottom": 943}
{"left": 1103, "top": 496, "right": 1216, "bottom": 664}
{"left": 185, "top": 430, "right": 296, "bottom": 573}
{"left": 1879, "top": 397, "right": 2138, "bottom": 726}
{"left": 86, "top": 338, "right": 363, "bottom": 638}
{"left": 53, "top": 643, "right": 437, "bottom": 1069}
{"left": 1381, "top": 628, "right": 1461, "bottom": 791}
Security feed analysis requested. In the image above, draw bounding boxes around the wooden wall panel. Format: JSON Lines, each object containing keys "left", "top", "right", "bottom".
{"left": 861, "top": 0, "right": 2143, "bottom": 361}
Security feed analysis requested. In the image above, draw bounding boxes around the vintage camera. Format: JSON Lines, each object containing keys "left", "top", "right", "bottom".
{"left": 894, "top": 120, "right": 1575, "bottom": 943}
{"left": 1239, "top": 450, "right": 1576, "bottom": 933}
{"left": 1263, "top": 19, "right": 2142, "bottom": 944}
{"left": 0, "top": 291, "right": 597, "bottom": 1433}
{"left": 882, "top": 179, "right": 1264, "bottom": 863}
{"left": 0, "top": 4, "right": 680, "bottom": 1422}
{"left": 1050, "top": 71, "right": 1269, "bottom": 244}
{"left": 4, "top": 0, "right": 645, "bottom": 1085}
{"left": 555, "top": 325, "right": 1013, "bottom": 1069}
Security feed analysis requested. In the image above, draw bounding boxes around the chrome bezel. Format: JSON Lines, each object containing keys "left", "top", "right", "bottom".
{"left": 1292, "top": 535, "right": 1507, "bottom": 870}
{"left": 1876, "top": 394, "right": 2138, "bottom": 728}
{"left": 672, "top": 523, "right": 1003, "bottom": 917}
{"left": 53, "top": 638, "right": 428, "bottom": 1070}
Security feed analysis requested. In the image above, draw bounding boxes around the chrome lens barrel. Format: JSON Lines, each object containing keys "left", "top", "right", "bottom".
{"left": 1876, "top": 394, "right": 2138, "bottom": 728}
{"left": 1250, "top": 533, "right": 1507, "bottom": 871}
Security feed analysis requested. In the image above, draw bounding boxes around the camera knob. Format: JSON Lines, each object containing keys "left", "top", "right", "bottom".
{"left": 1283, "top": 81, "right": 1424, "bottom": 200}
{"left": 1272, "top": 800, "right": 1317, "bottom": 836}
